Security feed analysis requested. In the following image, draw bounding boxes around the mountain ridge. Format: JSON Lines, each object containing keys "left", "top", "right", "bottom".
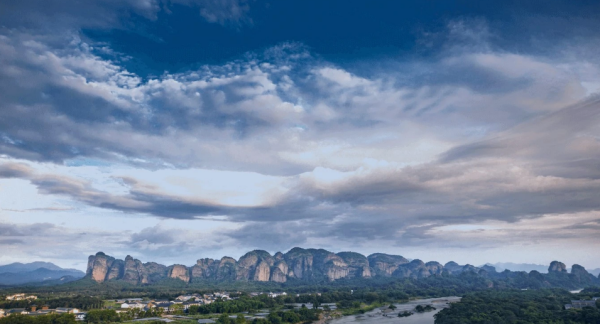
{"left": 0, "top": 263, "right": 85, "bottom": 286}
{"left": 0, "top": 261, "right": 69, "bottom": 273}
{"left": 485, "top": 262, "right": 600, "bottom": 276}
{"left": 84, "top": 248, "right": 600, "bottom": 286}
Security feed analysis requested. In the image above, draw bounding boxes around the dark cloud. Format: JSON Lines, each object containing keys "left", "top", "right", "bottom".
{"left": 0, "top": 239, "right": 25, "bottom": 245}
{"left": 130, "top": 225, "right": 176, "bottom": 244}
{"left": 0, "top": 222, "right": 55, "bottom": 236}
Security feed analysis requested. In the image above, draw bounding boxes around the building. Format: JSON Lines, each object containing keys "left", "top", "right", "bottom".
{"left": 7, "top": 308, "right": 28, "bottom": 315}
{"left": 565, "top": 300, "right": 597, "bottom": 309}
{"left": 182, "top": 301, "right": 202, "bottom": 310}
{"left": 29, "top": 310, "right": 56, "bottom": 316}
{"left": 75, "top": 313, "right": 87, "bottom": 321}
{"left": 121, "top": 302, "right": 145, "bottom": 309}
{"left": 5, "top": 294, "right": 37, "bottom": 301}
{"left": 268, "top": 292, "right": 287, "bottom": 298}
{"left": 56, "top": 307, "right": 80, "bottom": 314}
{"left": 155, "top": 303, "right": 172, "bottom": 312}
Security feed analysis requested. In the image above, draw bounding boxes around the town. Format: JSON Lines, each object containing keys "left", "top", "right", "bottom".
{"left": 0, "top": 291, "right": 329, "bottom": 322}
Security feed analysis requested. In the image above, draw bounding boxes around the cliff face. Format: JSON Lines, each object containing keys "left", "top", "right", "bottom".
{"left": 84, "top": 250, "right": 594, "bottom": 286}
{"left": 571, "top": 264, "right": 594, "bottom": 284}
{"left": 237, "top": 250, "right": 274, "bottom": 281}
{"left": 86, "top": 252, "right": 115, "bottom": 283}
{"left": 367, "top": 253, "right": 409, "bottom": 276}
{"left": 337, "top": 252, "right": 371, "bottom": 278}
{"left": 168, "top": 265, "right": 190, "bottom": 282}
{"left": 549, "top": 261, "right": 568, "bottom": 273}
{"left": 86, "top": 252, "right": 169, "bottom": 284}
{"left": 191, "top": 258, "right": 217, "bottom": 279}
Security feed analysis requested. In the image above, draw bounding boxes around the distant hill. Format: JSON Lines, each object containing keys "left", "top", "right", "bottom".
{"left": 487, "top": 262, "right": 549, "bottom": 273}
{"left": 0, "top": 262, "right": 64, "bottom": 273}
{"left": 486, "top": 263, "right": 600, "bottom": 276}
{"left": 0, "top": 262, "right": 85, "bottom": 286}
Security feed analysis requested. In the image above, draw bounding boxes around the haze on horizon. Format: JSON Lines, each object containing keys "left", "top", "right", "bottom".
{"left": 1, "top": 0, "right": 600, "bottom": 271}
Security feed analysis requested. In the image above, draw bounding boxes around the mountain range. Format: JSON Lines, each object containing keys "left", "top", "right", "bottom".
{"left": 486, "top": 262, "right": 600, "bottom": 276}
{"left": 85, "top": 248, "right": 600, "bottom": 286}
{"left": 0, "top": 262, "right": 85, "bottom": 286}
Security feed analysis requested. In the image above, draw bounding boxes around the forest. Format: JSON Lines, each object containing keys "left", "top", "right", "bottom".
{"left": 434, "top": 288, "right": 600, "bottom": 324}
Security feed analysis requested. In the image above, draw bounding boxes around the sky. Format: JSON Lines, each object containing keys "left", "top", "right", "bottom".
{"left": 1, "top": 0, "right": 600, "bottom": 271}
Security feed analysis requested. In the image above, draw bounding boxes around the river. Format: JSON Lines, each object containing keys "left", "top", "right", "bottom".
{"left": 326, "top": 297, "right": 461, "bottom": 324}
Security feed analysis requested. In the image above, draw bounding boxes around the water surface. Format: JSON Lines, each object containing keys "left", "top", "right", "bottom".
{"left": 327, "top": 297, "right": 461, "bottom": 324}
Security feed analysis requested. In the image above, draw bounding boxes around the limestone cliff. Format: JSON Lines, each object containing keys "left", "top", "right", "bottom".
{"left": 123, "top": 255, "right": 143, "bottom": 283}
{"left": 425, "top": 261, "right": 444, "bottom": 276}
{"left": 270, "top": 260, "right": 288, "bottom": 283}
{"left": 86, "top": 252, "right": 116, "bottom": 283}
{"left": 393, "top": 259, "right": 433, "bottom": 278}
{"left": 237, "top": 250, "right": 274, "bottom": 281}
{"left": 216, "top": 257, "right": 237, "bottom": 281}
{"left": 549, "top": 261, "right": 568, "bottom": 273}
{"left": 191, "top": 258, "right": 217, "bottom": 279}
{"left": 367, "top": 253, "right": 409, "bottom": 276}
{"left": 168, "top": 265, "right": 190, "bottom": 282}
{"left": 284, "top": 247, "right": 314, "bottom": 279}
{"left": 337, "top": 252, "right": 371, "bottom": 278}
{"left": 85, "top": 248, "right": 595, "bottom": 286}
{"left": 571, "top": 264, "right": 594, "bottom": 284}
{"left": 106, "top": 259, "right": 124, "bottom": 280}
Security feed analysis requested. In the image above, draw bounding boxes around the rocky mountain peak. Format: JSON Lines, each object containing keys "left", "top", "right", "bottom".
{"left": 82, "top": 249, "right": 597, "bottom": 286}
{"left": 548, "top": 261, "right": 568, "bottom": 273}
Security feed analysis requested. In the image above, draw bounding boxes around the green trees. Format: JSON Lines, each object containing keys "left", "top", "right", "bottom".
{"left": 170, "top": 303, "right": 184, "bottom": 315}
{"left": 235, "top": 314, "right": 247, "bottom": 324}
{"left": 0, "top": 314, "right": 76, "bottom": 324}
{"left": 118, "top": 307, "right": 163, "bottom": 321}
{"left": 85, "top": 309, "right": 120, "bottom": 323}
{"left": 434, "top": 289, "right": 600, "bottom": 324}
{"left": 190, "top": 295, "right": 280, "bottom": 314}
{"left": 217, "top": 314, "right": 233, "bottom": 324}
{"left": 267, "top": 313, "right": 282, "bottom": 324}
{"left": 414, "top": 305, "right": 435, "bottom": 313}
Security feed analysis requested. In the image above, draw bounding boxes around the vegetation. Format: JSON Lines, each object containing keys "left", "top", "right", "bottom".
{"left": 434, "top": 289, "right": 600, "bottom": 324}
{"left": 118, "top": 307, "right": 164, "bottom": 321}
{"left": 189, "top": 294, "right": 281, "bottom": 314}
{"left": 397, "top": 311, "right": 413, "bottom": 317}
{"left": 85, "top": 310, "right": 120, "bottom": 323}
{"left": 0, "top": 296, "right": 104, "bottom": 311}
{"left": 0, "top": 313, "right": 76, "bottom": 324}
{"left": 2, "top": 266, "right": 598, "bottom": 299}
{"left": 415, "top": 304, "right": 436, "bottom": 312}
{"left": 213, "top": 307, "right": 320, "bottom": 324}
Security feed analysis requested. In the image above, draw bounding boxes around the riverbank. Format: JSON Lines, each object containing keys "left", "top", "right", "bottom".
{"left": 324, "top": 297, "right": 461, "bottom": 324}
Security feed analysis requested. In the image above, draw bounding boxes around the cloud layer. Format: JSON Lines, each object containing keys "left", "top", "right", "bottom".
{"left": 0, "top": 1, "right": 599, "bottom": 269}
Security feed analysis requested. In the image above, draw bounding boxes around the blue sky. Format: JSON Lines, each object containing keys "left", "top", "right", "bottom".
{"left": 1, "top": 0, "right": 600, "bottom": 270}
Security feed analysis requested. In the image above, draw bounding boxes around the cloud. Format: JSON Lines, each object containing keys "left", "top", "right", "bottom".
{"left": 0, "top": 0, "right": 251, "bottom": 31}
{"left": 0, "top": 8, "right": 600, "bottom": 268}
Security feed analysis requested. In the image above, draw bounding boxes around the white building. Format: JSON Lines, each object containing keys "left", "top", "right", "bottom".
{"left": 5, "top": 294, "right": 37, "bottom": 301}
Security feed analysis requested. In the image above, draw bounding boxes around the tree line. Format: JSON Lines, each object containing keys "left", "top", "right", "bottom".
{"left": 434, "top": 288, "right": 600, "bottom": 324}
